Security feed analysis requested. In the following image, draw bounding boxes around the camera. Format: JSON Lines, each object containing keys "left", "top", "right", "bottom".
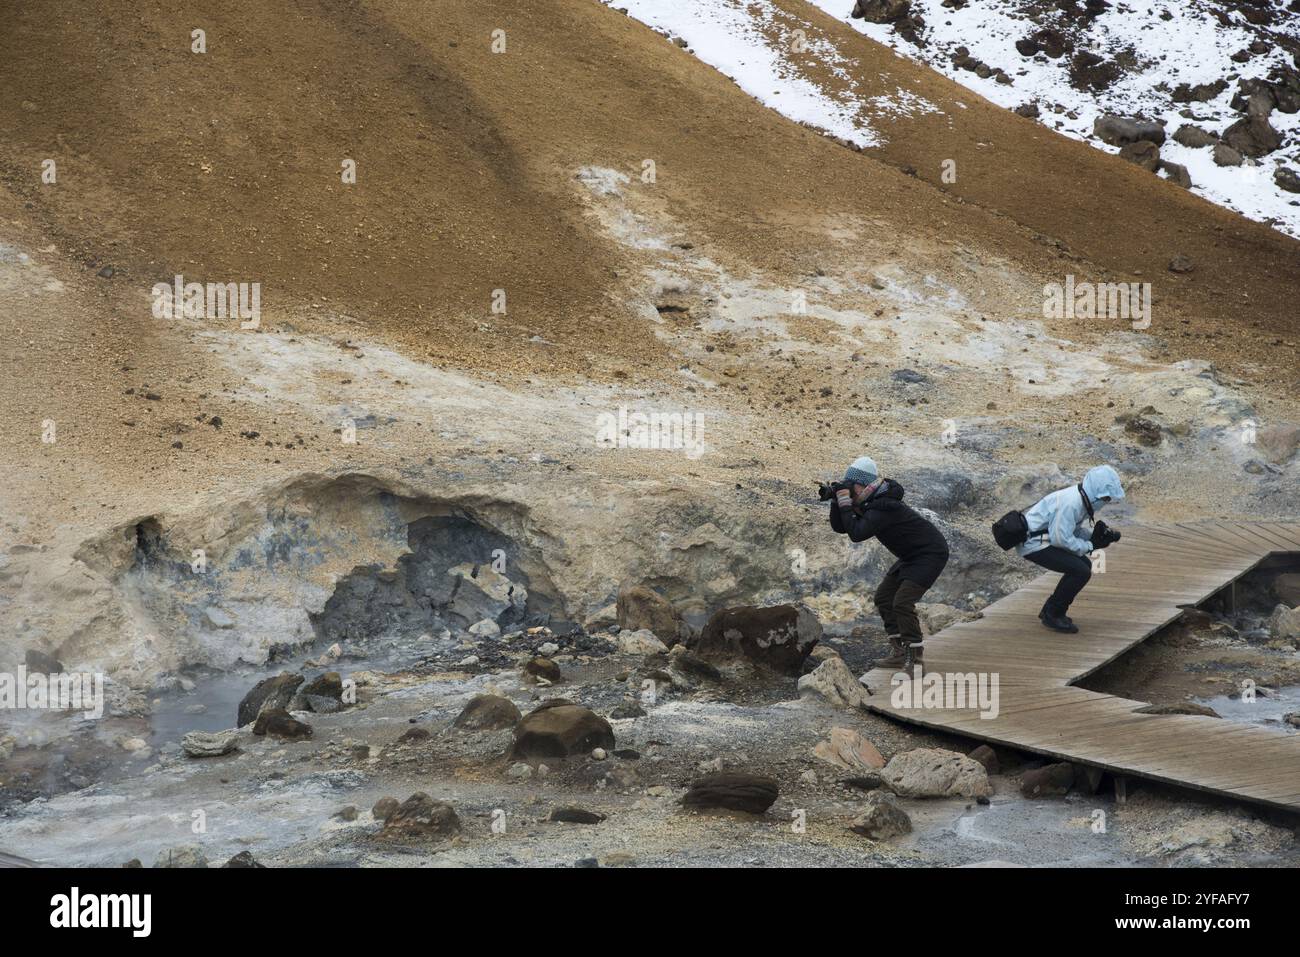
{"left": 1091, "top": 521, "right": 1122, "bottom": 548}
{"left": 817, "top": 480, "right": 851, "bottom": 502}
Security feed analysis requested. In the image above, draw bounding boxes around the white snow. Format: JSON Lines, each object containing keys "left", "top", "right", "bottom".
{"left": 806, "top": 0, "right": 1300, "bottom": 237}
{"left": 604, "top": 0, "right": 939, "bottom": 148}
{"left": 603, "top": 0, "right": 1300, "bottom": 238}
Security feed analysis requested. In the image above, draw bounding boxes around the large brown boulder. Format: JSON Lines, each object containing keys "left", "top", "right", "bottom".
{"left": 379, "top": 793, "right": 461, "bottom": 841}
{"left": 1221, "top": 115, "right": 1282, "bottom": 157}
{"left": 510, "top": 702, "right": 614, "bottom": 761}
{"left": 251, "top": 708, "right": 313, "bottom": 740}
{"left": 681, "top": 773, "right": 779, "bottom": 814}
{"left": 237, "top": 672, "right": 303, "bottom": 727}
{"left": 453, "top": 694, "right": 522, "bottom": 731}
{"left": 616, "top": 584, "right": 685, "bottom": 646}
{"left": 688, "top": 604, "right": 820, "bottom": 674}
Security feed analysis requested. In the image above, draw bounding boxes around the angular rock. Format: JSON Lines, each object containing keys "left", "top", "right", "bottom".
{"left": 1094, "top": 114, "right": 1165, "bottom": 147}
{"left": 154, "top": 845, "right": 209, "bottom": 868}
{"left": 550, "top": 806, "right": 607, "bottom": 824}
{"left": 812, "top": 727, "right": 885, "bottom": 772}
{"left": 1172, "top": 124, "right": 1217, "bottom": 148}
{"left": 446, "top": 563, "right": 526, "bottom": 627}
{"left": 1276, "top": 168, "right": 1300, "bottom": 194}
{"left": 1119, "top": 140, "right": 1161, "bottom": 171}
{"left": 609, "top": 701, "right": 646, "bottom": 720}
{"left": 511, "top": 703, "right": 614, "bottom": 761}
{"left": 1266, "top": 604, "right": 1300, "bottom": 641}
{"left": 882, "top": 748, "right": 992, "bottom": 798}
{"left": 616, "top": 584, "right": 684, "bottom": 646}
{"left": 1160, "top": 161, "right": 1192, "bottom": 188}
{"left": 523, "top": 656, "right": 563, "bottom": 683}
{"left": 372, "top": 796, "right": 400, "bottom": 821}
{"left": 1273, "top": 572, "right": 1300, "bottom": 607}
{"left": 968, "top": 744, "right": 1000, "bottom": 774}
{"left": 615, "top": 628, "right": 669, "bottom": 655}
{"left": 1212, "top": 142, "right": 1244, "bottom": 166}
{"left": 252, "top": 708, "right": 313, "bottom": 740}
{"left": 237, "top": 672, "right": 303, "bottom": 727}
{"left": 1221, "top": 115, "right": 1282, "bottom": 157}
{"left": 1021, "top": 762, "right": 1074, "bottom": 797}
{"left": 24, "top": 648, "right": 64, "bottom": 673}
{"left": 850, "top": 0, "right": 911, "bottom": 23}
{"left": 798, "top": 657, "right": 871, "bottom": 709}
{"left": 453, "top": 693, "right": 522, "bottom": 731}
{"left": 181, "top": 729, "right": 241, "bottom": 758}
{"left": 681, "top": 773, "right": 779, "bottom": 814}
{"left": 379, "top": 792, "right": 461, "bottom": 841}
{"left": 689, "top": 603, "right": 820, "bottom": 675}
{"left": 395, "top": 727, "right": 431, "bottom": 744}
{"left": 221, "top": 851, "right": 265, "bottom": 868}
{"left": 849, "top": 791, "right": 912, "bottom": 840}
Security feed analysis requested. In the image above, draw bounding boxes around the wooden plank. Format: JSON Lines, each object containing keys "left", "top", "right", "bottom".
{"left": 868, "top": 522, "right": 1300, "bottom": 812}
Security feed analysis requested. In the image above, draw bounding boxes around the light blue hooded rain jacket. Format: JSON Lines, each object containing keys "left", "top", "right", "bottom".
{"left": 1016, "top": 465, "right": 1126, "bottom": 558}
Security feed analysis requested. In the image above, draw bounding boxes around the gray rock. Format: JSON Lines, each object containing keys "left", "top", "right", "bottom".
{"left": 849, "top": 791, "right": 912, "bottom": 840}
{"left": 1221, "top": 115, "right": 1282, "bottom": 157}
{"left": 181, "top": 729, "right": 241, "bottom": 758}
{"left": 798, "top": 657, "right": 872, "bottom": 709}
{"left": 1094, "top": 114, "right": 1166, "bottom": 147}
{"left": 1213, "top": 142, "right": 1244, "bottom": 166}
{"left": 237, "top": 672, "right": 303, "bottom": 727}
{"left": 453, "top": 694, "right": 522, "bottom": 731}
{"left": 153, "top": 845, "right": 210, "bottom": 868}
{"left": 882, "top": 748, "right": 992, "bottom": 798}
{"left": 1172, "top": 124, "right": 1218, "bottom": 148}
{"left": 689, "top": 603, "right": 821, "bottom": 675}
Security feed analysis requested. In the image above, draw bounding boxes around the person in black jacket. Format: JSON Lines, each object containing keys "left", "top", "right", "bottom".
{"left": 828, "top": 456, "right": 949, "bottom": 672}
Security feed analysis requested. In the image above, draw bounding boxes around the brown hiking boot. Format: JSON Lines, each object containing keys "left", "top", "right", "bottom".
{"left": 902, "top": 642, "right": 923, "bottom": 675}
{"left": 875, "top": 635, "right": 907, "bottom": 669}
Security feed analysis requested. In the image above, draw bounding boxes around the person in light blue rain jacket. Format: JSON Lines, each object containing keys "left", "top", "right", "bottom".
{"left": 1017, "top": 465, "right": 1126, "bottom": 633}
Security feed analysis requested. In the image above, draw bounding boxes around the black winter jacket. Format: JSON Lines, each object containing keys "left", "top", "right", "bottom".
{"left": 829, "top": 479, "right": 950, "bottom": 589}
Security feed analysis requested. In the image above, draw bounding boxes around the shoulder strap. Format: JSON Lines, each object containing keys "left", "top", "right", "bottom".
{"left": 1078, "top": 483, "right": 1094, "bottom": 523}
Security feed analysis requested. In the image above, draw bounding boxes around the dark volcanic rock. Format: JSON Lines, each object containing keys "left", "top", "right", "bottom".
{"left": 379, "top": 793, "right": 461, "bottom": 841}
{"left": 550, "top": 806, "right": 607, "bottom": 824}
{"left": 1221, "top": 115, "right": 1282, "bottom": 157}
{"left": 372, "top": 796, "right": 400, "bottom": 821}
{"left": 24, "top": 649, "right": 64, "bottom": 673}
{"left": 968, "top": 744, "right": 1000, "bottom": 774}
{"left": 1118, "top": 140, "right": 1161, "bottom": 171}
{"left": 453, "top": 693, "right": 522, "bottom": 731}
{"left": 1021, "top": 762, "right": 1074, "bottom": 797}
{"left": 251, "top": 708, "right": 313, "bottom": 740}
{"left": 511, "top": 703, "right": 615, "bottom": 761}
{"left": 682, "top": 773, "right": 779, "bottom": 814}
{"left": 1094, "top": 114, "right": 1166, "bottom": 147}
{"left": 524, "top": 657, "right": 563, "bottom": 683}
{"left": 221, "top": 851, "right": 265, "bottom": 868}
{"left": 616, "top": 584, "right": 685, "bottom": 646}
{"left": 688, "top": 603, "right": 821, "bottom": 675}
{"left": 1135, "top": 702, "right": 1221, "bottom": 717}
{"left": 237, "top": 672, "right": 304, "bottom": 727}
{"left": 849, "top": 791, "right": 912, "bottom": 840}
{"left": 850, "top": 0, "right": 911, "bottom": 23}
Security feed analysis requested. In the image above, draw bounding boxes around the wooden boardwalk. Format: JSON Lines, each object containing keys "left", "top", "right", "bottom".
{"left": 861, "top": 521, "right": 1300, "bottom": 812}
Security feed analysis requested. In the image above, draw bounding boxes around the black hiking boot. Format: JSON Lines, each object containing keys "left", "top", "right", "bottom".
{"left": 1039, "top": 609, "right": 1079, "bottom": 633}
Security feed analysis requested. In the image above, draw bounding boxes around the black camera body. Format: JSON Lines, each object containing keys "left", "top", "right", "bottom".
{"left": 817, "top": 480, "right": 852, "bottom": 502}
{"left": 1091, "top": 520, "right": 1122, "bottom": 548}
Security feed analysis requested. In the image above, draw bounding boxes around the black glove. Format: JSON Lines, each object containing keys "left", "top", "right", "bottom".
{"left": 1090, "top": 521, "right": 1121, "bottom": 549}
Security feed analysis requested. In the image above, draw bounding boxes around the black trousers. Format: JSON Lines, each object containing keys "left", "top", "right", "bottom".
{"left": 873, "top": 569, "right": 931, "bottom": 644}
{"left": 1025, "top": 546, "right": 1093, "bottom": 616}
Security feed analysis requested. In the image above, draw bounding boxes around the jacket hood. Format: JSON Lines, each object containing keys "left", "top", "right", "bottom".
{"left": 1082, "top": 465, "right": 1125, "bottom": 505}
